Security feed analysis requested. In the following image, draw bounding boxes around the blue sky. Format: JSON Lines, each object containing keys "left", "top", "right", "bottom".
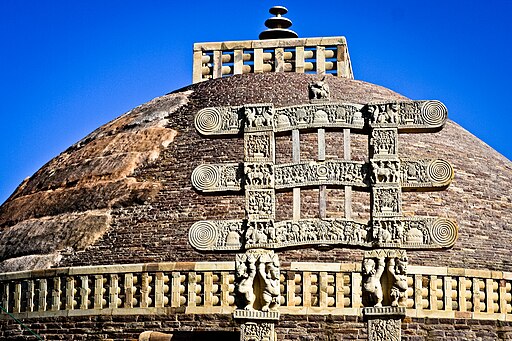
{"left": 0, "top": 1, "right": 510, "bottom": 204}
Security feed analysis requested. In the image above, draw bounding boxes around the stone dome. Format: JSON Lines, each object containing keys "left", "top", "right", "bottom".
{"left": 0, "top": 72, "right": 511, "bottom": 275}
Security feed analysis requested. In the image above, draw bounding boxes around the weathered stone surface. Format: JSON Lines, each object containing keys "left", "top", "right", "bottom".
{"left": 0, "top": 210, "right": 110, "bottom": 261}
{"left": 0, "top": 93, "right": 188, "bottom": 271}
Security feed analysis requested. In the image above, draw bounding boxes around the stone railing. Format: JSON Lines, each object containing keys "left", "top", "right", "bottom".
{"left": 1, "top": 261, "right": 511, "bottom": 321}
{"left": 192, "top": 37, "right": 353, "bottom": 83}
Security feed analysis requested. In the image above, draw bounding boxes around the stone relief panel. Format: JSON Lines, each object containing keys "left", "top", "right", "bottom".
{"left": 245, "top": 218, "right": 371, "bottom": 249}
{"left": 189, "top": 220, "right": 243, "bottom": 251}
{"left": 246, "top": 190, "right": 275, "bottom": 220}
{"left": 400, "top": 158, "right": 454, "bottom": 189}
{"left": 245, "top": 163, "right": 274, "bottom": 189}
{"left": 371, "top": 217, "right": 458, "bottom": 249}
{"left": 367, "top": 319, "right": 401, "bottom": 341}
{"left": 244, "top": 132, "right": 275, "bottom": 162}
{"left": 372, "top": 187, "right": 402, "bottom": 217}
{"left": 243, "top": 104, "right": 275, "bottom": 132}
{"left": 191, "top": 163, "right": 242, "bottom": 192}
{"left": 370, "top": 160, "right": 400, "bottom": 184}
{"left": 370, "top": 129, "right": 398, "bottom": 156}
{"left": 240, "top": 322, "right": 275, "bottom": 341}
{"left": 366, "top": 100, "right": 448, "bottom": 131}
{"left": 274, "top": 103, "right": 365, "bottom": 131}
{"left": 275, "top": 161, "right": 368, "bottom": 189}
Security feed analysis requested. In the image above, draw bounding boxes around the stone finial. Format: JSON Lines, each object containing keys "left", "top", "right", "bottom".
{"left": 259, "top": 6, "right": 298, "bottom": 40}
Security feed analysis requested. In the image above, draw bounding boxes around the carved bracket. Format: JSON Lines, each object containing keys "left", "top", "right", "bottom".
{"left": 362, "top": 249, "right": 408, "bottom": 308}
{"left": 234, "top": 250, "right": 280, "bottom": 313}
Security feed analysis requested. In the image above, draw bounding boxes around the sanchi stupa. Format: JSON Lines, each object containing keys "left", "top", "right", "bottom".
{"left": 1, "top": 5, "right": 512, "bottom": 341}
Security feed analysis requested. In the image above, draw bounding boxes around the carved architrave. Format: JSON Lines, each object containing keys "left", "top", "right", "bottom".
{"left": 245, "top": 218, "right": 370, "bottom": 249}
{"left": 274, "top": 103, "right": 365, "bottom": 132}
{"left": 191, "top": 163, "right": 242, "bottom": 192}
{"left": 235, "top": 250, "right": 280, "bottom": 313}
{"left": 240, "top": 322, "right": 276, "bottom": 341}
{"left": 190, "top": 159, "right": 453, "bottom": 193}
{"left": 275, "top": 161, "right": 368, "bottom": 189}
{"left": 244, "top": 131, "right": 275, "bottom": 162}
{"left": 366, "top": 100, "right": 447, "bottom": 131}
{"left": 188, "top": 215, "right": 458, "bottom": 251}
{"left": 194, "top": 100, "right": 447, "bottom": 136}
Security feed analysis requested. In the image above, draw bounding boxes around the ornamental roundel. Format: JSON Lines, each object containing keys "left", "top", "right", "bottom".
{"left": 188, "top": 221, "right": 218, "bottom": 251}
{"left": 420, "top": 100, "right": 447, "bottom": 126}
{"left": 194, "top": 107, "right": 223, "bottom": 135}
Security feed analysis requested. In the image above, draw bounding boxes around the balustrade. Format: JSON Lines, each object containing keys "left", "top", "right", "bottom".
{"left": 1, "top": 262, "right": 511, "bottom": 321}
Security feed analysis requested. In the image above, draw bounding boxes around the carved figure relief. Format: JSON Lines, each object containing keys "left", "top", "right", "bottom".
{"left": 373, "top": 188, "right": 401, "bottom": 215}
{"left": 362, "top": 250, "right": 409, "bottom": 308}
{"left": 245, "top": 133, "right": 273, "bottom": 162}
{"left": 246, "top": 190, "right": 275, "bottom": 219}
{"left": 368, "top": 319, "right": 401, "bottom": 341}
{"left": 244, "top": 105, "right": 274, "bottom": 130}
{"left": 362, "top": 257, "right": 385, "bottom": 307}
{"left": 240, "top": 322, "right": 274, "bottom": 341}
{"left": 371, "top": 160, "right": 400, "bottom": 184}
{"left": 236, "top": 254, "right": 257, "bottom": 310}
{"left": 309, "top": 79, "right": 330, "bottom": 101}
{"left": 388, "top": 256, "right": 408, "bottom": 307}
{"left": 245, "top": 163, "right": 274, "bottom": 188}
{"left": 235, "top": 251, "right": 280, "bottom": 312}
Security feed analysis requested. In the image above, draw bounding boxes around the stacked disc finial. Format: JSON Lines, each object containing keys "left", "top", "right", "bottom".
{"left": 259, "top": 6, "right": 298, "bottom": 40}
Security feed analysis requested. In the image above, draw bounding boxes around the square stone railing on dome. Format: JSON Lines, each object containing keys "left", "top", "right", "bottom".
{"left": 192, "top": 37, "right": 353, "bottom": 83}
{"left": 1, "top": 262, "right": 512, "bottom": 321}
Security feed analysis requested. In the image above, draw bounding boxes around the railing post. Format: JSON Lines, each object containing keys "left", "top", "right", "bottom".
{"left": 51, "top": 278, "right": 62, "bottom": 311}
{"left": 26, "top": 280, "right": 35, "bottom": 313}
{"left": 79, "top": 275, "right": 90, "bottom": 310}
{"left": 13, "top": 282, "right": 21, "bottom": 313}
{"left": 38, "top": 279, "right": 47, "bottom": 312}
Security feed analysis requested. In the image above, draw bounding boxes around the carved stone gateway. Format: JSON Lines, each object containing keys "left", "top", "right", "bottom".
{"left": 189, "top": 80, "right": 458, "bottom": 341}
